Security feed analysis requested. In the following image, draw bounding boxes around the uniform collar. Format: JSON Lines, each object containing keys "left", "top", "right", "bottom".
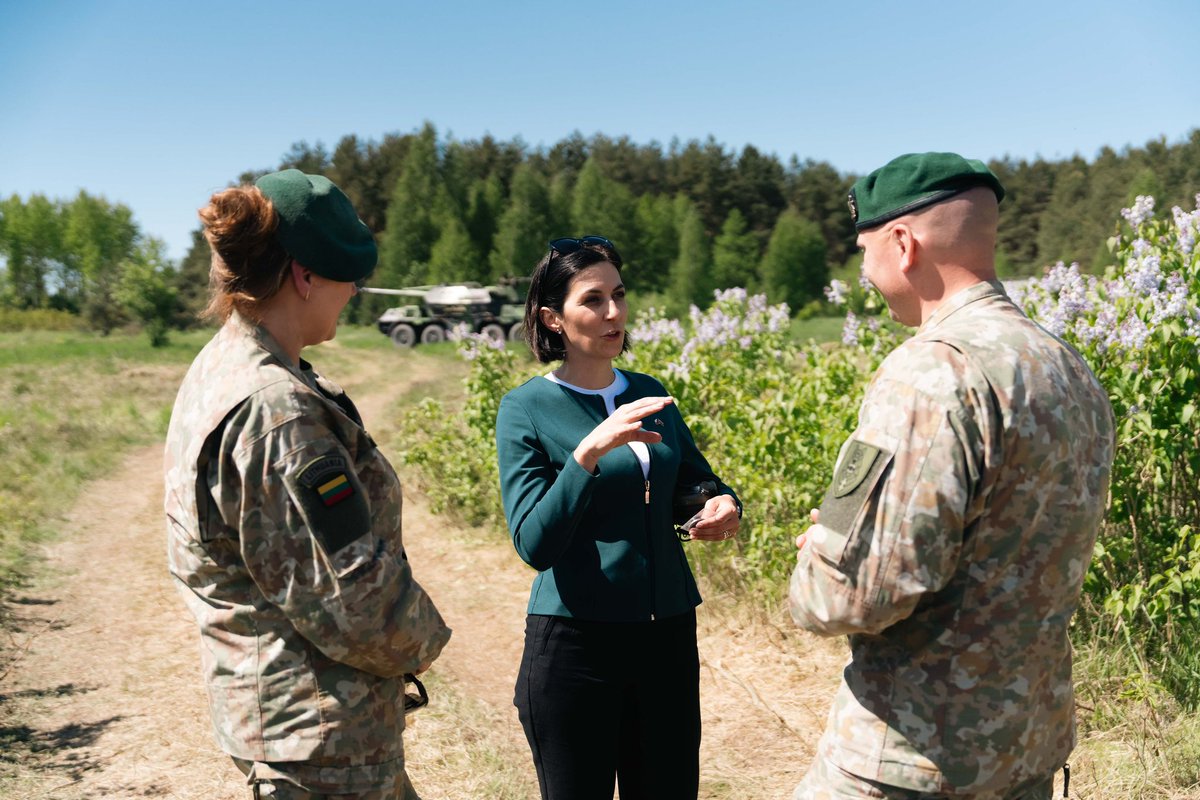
{"left": 917, "top": 280, "right": 1009, "bottom": 335}
{"left": 228, "top": 311, "right": 314, "bottom": 381}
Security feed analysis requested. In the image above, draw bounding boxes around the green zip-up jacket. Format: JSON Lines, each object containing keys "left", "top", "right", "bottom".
{"left": 495, "top": 370, "right": 739, "bottom": 622}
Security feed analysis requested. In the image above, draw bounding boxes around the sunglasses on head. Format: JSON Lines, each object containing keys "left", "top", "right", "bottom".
{"left": 548, "top": 235, "right": 614, "bottom": 257}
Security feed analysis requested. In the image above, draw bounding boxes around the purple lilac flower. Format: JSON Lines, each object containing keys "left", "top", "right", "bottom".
{"left": 1115, "top": 315, "right": 1151, "bottom": 351}
{"left": 1073, "top": 301, "right": 1119, "bottom": 351}
{"left": 824, "top": 279, "right": 849, "bottom": 306}
{"left": 1052, "top": 263, "right": 1094, "bottom": 321}
{"left": 1125, "top": 252, "right": 1163, "bottom": 297}
{"left": 630, "top": 316, "right": 685, "bottom": 345}
{"left": 1173, "top": 204, "right": 1199, "bottom": 256}
{"left": 1121, "top": 195, "right": 1155, "bottom": 229}
{"left": 842, "top": 311, "right": 860, "bottom": 346}
{"left": 1186, "top": 315, "right": 1200, "bottom": 340}
{"left": 1150, "top": 274, "right": 1190, "bottom": 325}
{"left": 715, "top": 287, "right": 748, "bottom": 304}
{"left": 450, "top": 324, "right": 505, "bottom": 359}
{"left": 858, "top": 268, "right": 873, "bottom": 291}
{"left": 767, "top": 305, "right": 790, "bottom": 332}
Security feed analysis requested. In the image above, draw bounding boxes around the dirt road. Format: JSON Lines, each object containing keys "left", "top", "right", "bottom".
{"left": 0, "top": 347, "right": 843, "bottom": 799}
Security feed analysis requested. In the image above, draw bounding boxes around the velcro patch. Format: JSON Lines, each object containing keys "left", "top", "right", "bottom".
{"left": 833, "top": 441, "right": 883, "bottom": 498}
{"left": 817, "top": 440, "right": 893, "bottom": 561}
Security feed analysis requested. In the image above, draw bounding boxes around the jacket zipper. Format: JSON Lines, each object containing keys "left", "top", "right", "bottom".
{"left": 645, "top": 477, "right": 656, "bottom": 621}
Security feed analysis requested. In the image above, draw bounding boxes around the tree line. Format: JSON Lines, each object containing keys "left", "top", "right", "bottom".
{"left": 3, "top": 124, "right": 1199, "bottom": 339}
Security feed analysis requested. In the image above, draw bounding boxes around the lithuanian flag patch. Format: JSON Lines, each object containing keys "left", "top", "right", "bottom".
{"left": 294, "top": 453, "right": 357, "bottom": 507}
{"left": 317, "top": 473, "right": 354, "bottom": 506}
{"left": 286, "top": 450, "right": 371, "bottom": 555}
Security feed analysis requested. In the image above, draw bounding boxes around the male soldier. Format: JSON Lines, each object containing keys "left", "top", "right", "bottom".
{"left": 789, "top": 153, "right": 1115, "bottom": 800}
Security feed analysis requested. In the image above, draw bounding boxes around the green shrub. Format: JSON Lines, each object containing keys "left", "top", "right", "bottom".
{"left": 0, "top": 307, "right": 82, "bottom": 332}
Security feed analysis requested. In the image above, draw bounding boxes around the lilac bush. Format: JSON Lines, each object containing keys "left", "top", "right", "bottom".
{"left": 1009, "top": 197, "right": 1200, "bottom": 644}
{"left": 625, "top": 289, "right": 890, "bottom": 584}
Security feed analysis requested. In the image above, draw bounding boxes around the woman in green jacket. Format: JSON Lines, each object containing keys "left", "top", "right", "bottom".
{"left": 495, "top": 235, "right": 741, "bottom": 800}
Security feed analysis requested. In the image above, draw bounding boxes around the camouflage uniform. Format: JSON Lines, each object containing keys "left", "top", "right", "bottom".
{"left": 789, "top": 281, "right": 1114, "bottom": 798}
{"left": 165, "top": 313, "right": 451, "bottom": 798}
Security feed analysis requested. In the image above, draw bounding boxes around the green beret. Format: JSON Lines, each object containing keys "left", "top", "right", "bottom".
{"left": 848, "top": 152, "right": 1005, "bottom": 231}
{"left": 254, "top": 169, "right": 377, "bottom": 282}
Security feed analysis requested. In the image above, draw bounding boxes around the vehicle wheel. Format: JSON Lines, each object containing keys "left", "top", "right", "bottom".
{"left": 507, "top": 323, "right": 525, "bottom": 342}
{"left": 479, "top": 323, "right": 506, "bottom": 344}
{"left": 420, "top": 324, "right": 447, "bottom": 344}
{"left": 389, "top": 323, "right": 416, "bottom": 348}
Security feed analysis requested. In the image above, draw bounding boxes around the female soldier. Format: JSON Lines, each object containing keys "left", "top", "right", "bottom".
{"left": 164, "top": 169, "right": 450, "bottom": 800}
{"left": 495, "top": 236, "right": 742, "bottom": 800}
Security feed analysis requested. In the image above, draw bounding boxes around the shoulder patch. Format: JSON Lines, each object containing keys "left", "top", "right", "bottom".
{"left": 815, "top": 440, "right": 893, "bottom": 563}
{"left": 833, "top": 441, "right": 883, "bottom": 498}
{"left": 285, "top": 451, "right": 371, "bottom": 554}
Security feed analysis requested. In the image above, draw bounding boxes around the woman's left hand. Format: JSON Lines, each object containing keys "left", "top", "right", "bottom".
{"left": 685, "top": 495, "right": 740, "bottom": 543}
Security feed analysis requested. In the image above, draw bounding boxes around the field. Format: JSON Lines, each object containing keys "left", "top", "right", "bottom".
{"left": 1, "top": 287, "right": 1198, "bottom": 797}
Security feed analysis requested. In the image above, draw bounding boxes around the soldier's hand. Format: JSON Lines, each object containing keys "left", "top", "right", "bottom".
{"left": 792, "top": 510, "right": 820, "bottom": 554}
{"left": 796, "top": 508, "right": 819, "bottom": 551}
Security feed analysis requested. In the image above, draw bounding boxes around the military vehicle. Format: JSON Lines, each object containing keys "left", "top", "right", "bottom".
{"left": 362, "top": 279, "right": 528, "bottom": 347}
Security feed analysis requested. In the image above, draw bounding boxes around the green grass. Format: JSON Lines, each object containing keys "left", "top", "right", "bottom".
{"left": 0, "top": 331, "right": 209, "bottom": 608}
{"left": 0, "top": 323, "right": 468, "bottom": 612}
{"left": 0, "top": 328, "right": 214, "bottom": 367}
{"left": 789, "top": 315, "right": 844, "bottom": 343}
{"left": 327, "top": 323, "right": 396, "bottom": 350}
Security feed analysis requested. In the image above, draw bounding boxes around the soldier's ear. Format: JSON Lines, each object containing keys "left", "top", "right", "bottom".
{"left": 892, "top": 224, "right": 917, "bottom": 274}
{"left": 289, "top": 260, "right": 317, "bottom": 300}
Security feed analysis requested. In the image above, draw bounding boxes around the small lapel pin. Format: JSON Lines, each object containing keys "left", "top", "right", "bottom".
{"left": 654, "top": 418, "right": 664, "bottom": 427}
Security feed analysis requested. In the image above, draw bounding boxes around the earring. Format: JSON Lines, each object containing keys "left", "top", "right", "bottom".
{"left": 305, "top": 289, "right": 311, "bottom": 302}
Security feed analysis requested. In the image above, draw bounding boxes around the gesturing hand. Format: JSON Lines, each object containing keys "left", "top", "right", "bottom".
{"left": 573, "top": 396, "right": 674, "bottom": 473}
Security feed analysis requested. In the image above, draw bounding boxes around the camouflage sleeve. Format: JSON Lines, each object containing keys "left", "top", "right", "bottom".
{"left": 213, "top": 394, "right": 451, "bottom": 678}
{"left": 789, "top": 349, "right": 981, "bottom": 636}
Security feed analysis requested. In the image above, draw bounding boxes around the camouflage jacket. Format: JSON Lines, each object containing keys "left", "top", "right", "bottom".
{"left": 164, "top": 313, "right": 451, "bottom": 764}
{"left": 789, "top": 281, "right": 1114, "bottom": 794}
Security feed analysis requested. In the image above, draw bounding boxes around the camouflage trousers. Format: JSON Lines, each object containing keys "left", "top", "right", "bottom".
{"left": 792, "top": 757, "right": 1056, "bottom": 800}
{"left": 232, "top": 757, "right": 421, "bottom": 800}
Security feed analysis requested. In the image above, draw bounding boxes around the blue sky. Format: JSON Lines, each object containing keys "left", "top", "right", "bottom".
{"left": 1, "top": 0, "right": 1197, "bottom": 262}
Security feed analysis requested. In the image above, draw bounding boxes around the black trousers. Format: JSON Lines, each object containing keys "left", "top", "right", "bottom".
{"left": 514, "top": 610, "right": 701, "bottom": 800}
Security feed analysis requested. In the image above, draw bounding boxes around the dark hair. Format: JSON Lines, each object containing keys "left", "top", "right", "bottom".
{"left": 197, "top": 185, "right": 291, "bottom": 322}
{"left": 523, "top": 238, "right": 628, "bottom": 363}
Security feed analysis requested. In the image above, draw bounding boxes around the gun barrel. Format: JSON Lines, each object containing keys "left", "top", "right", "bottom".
{"left": 358, "top": 287, "right": 418, "bottom": 296}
